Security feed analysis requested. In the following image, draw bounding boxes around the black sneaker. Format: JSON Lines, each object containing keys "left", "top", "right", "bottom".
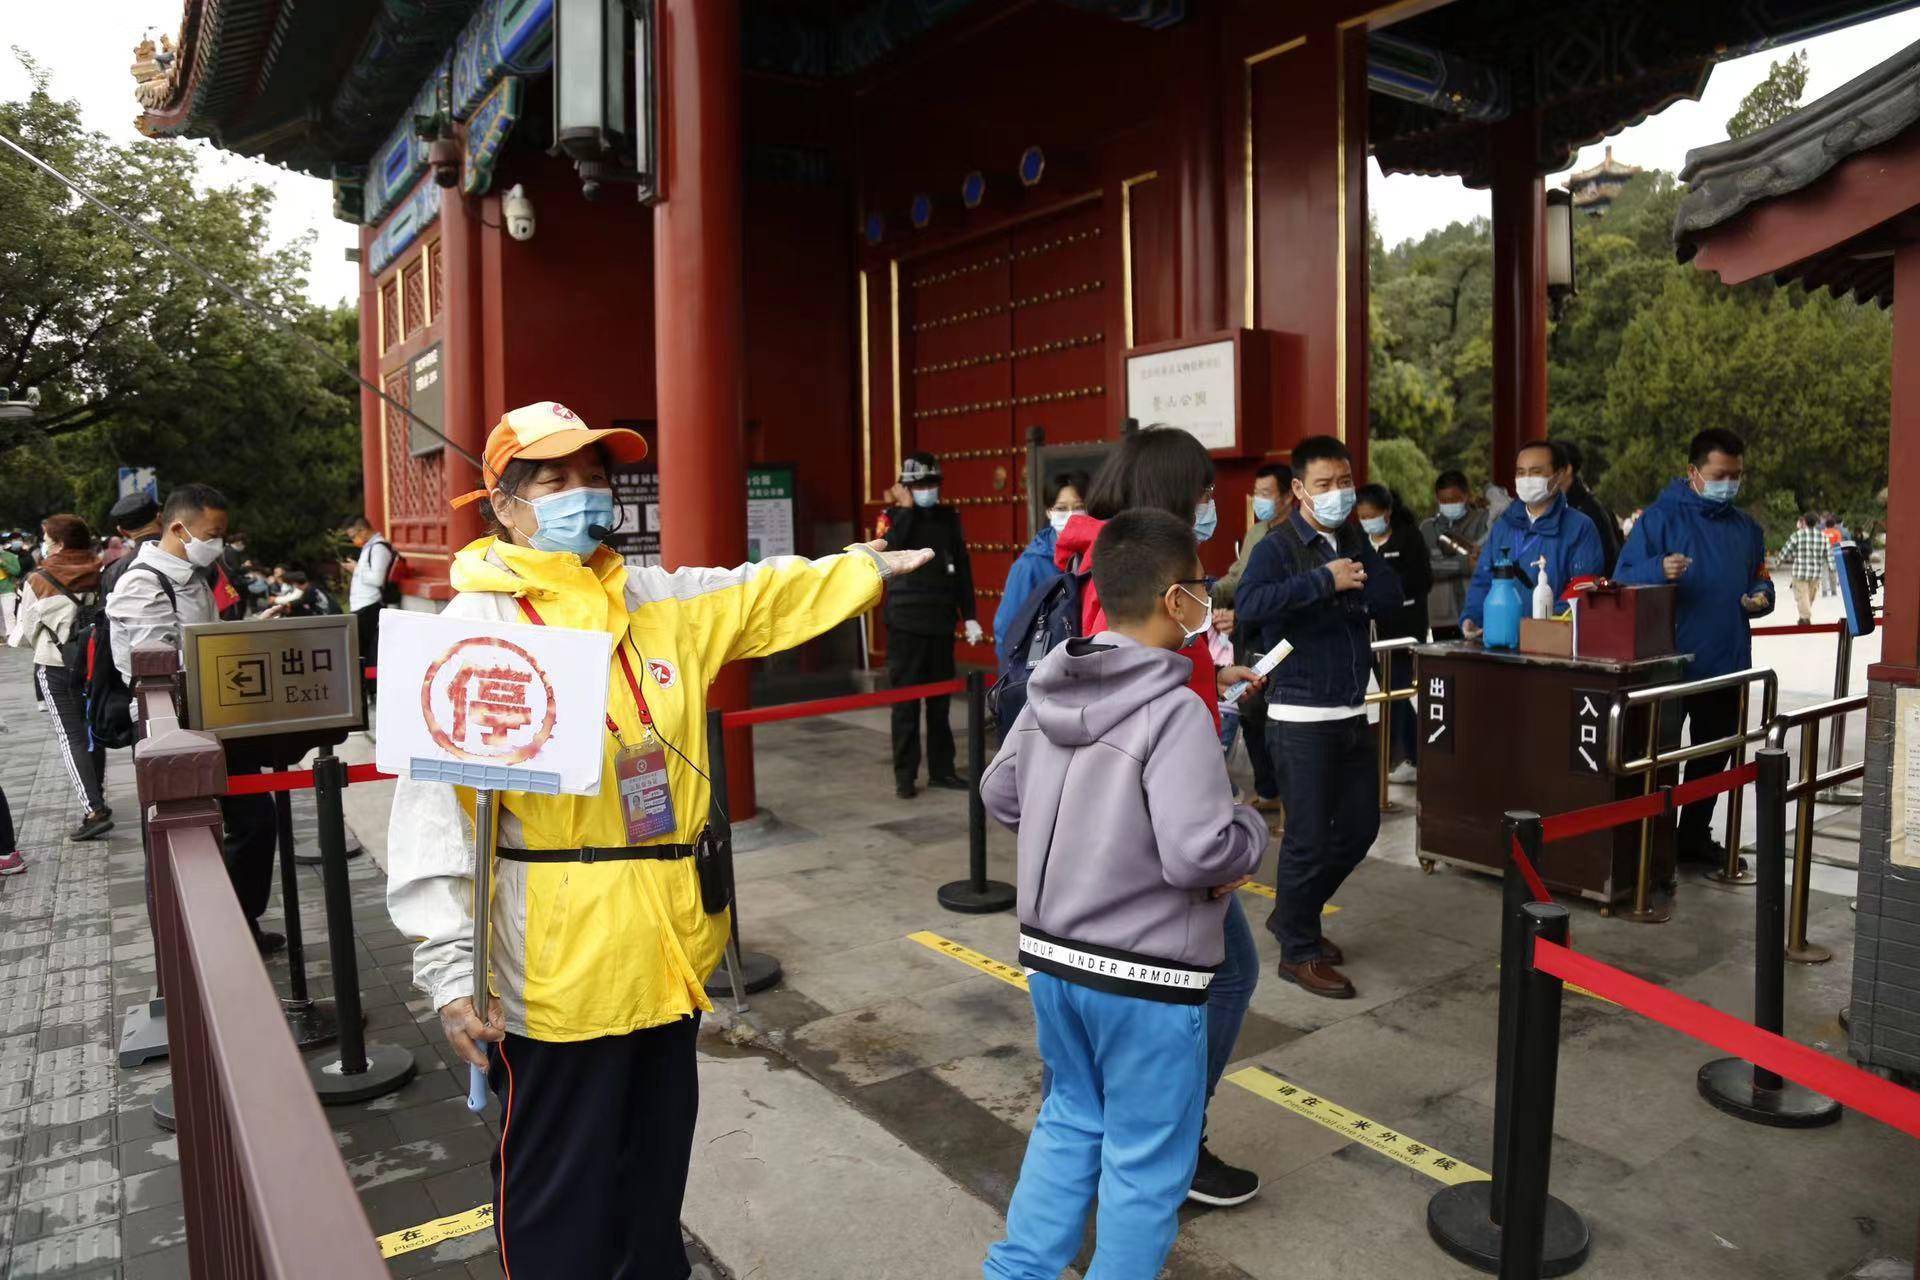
{"left": 927, "top": 774, "right": 970, "bottom": 792}
{"left": 1678, "top": 838, "right": 1733, "bottom": 868}
{"left": 1187, "top": 1143, "right": 1261, "bottom": 1207}
{"left": 252, "top": 929, "right": 287, "bottom": 957}
{"left": 895, "top": 782, "right": 918, "bottom": 800}
{"left": 71, "top": 812, "right": 114, "bottom": 842}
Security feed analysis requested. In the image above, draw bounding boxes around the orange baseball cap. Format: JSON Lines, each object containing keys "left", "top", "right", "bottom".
{"left": 451, "top": 401, "right": 648, "bottom": 508}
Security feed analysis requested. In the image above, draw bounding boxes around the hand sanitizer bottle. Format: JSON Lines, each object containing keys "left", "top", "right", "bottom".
{"left": 1532, "top": 557, "right": 1553, "bottom": 620}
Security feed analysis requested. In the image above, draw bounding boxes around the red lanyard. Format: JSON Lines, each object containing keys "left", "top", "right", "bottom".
{"left": 514, "top": 596, "right": 654, "bottom": 735}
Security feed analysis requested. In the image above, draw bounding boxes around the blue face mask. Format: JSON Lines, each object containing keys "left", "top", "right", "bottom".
{"left": 1308, "top": 487, "right": 1356, "bottom": 527}
{"left": 517, "top": 486, "right": 615, "bottom": 557}
{"left": 1252, "top": 496, "right": 1278, "bottom": 523}
{"left": 1193, "top": 500, "right": 1218, "bottom": 543}
{"left": 912, "top": 487, "right": 940, "bottom": 508}
{"left": 1700, "top": 477, "right": 1741, "bottom": 504}
{"left": 1361, "top": 515, "right": 1389, "bottom": 536}
{"left": 1438, "top": 501, "right": 1468, "bottom": 521}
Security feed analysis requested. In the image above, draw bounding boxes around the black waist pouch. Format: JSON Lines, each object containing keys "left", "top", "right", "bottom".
{"left": 694, "top": 825, "right": 733, "bottom": 915}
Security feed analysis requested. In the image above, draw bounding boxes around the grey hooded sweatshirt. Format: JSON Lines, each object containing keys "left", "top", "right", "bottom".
{"left": 980, "top": 631, "right": 1268, "bottom": 1005}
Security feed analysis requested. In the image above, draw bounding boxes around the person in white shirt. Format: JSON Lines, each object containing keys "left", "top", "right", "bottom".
{"left": 105, "top": 484, "right": 284, "bottom": 954}
{"left": 344, "top": 517, "right": 395, "bottom": 692}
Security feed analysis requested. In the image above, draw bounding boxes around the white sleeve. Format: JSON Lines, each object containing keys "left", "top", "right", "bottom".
{"left": 7, "top": 582, "right": 38, "bottom": 649}
{"left": 385, "top": 776, "right": 477, "bottom": 1010}
{"left": 106, "top": 573, "right": 183, "bottom": 684}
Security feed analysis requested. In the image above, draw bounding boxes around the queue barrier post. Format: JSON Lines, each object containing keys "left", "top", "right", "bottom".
{"left": 272, "top": 775, "right": 340, "bottom": 1051}
{"left": 701, "top": 708, "right": 784, "bottom": 998}
{"left": 938, "top": 672, "right": 1016, "bottom": 915}
{"left": 1697, "top": 747, "right": 1841, "bottom": 1127}
{"left": 306, "top": 749, "right": 416, "bottom": 1104}
{"left": 1498, "top": 902, "right": 1581, "bottom": 1280}
{"left": 1428, "top": 815, "right": 1589, "bottom": 1276}
{"left": 1787, "top": 717, "right": 1835, "bottom": 965}
{"left": 1622, "top": 700, "right": 1672, "bottom": 925}
{"left": 1705, "top": 683, "right": 1757, "bottom": 887}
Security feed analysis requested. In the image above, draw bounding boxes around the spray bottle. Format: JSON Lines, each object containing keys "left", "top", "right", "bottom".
{"left": 1532, "top": 556, "right": 1553, "bottom": 620}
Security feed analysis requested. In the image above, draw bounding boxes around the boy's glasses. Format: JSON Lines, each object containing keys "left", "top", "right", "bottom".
{"left": 1169, "top": 576, "right": 1216, "bottom": 593}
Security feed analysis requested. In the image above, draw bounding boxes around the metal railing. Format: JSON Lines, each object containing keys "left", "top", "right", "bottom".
{"left": 131, "top": 644, "right": 386, "bottom": 1277}
{"left": 1368, "top": 637, "right": 1420, "bottom": 812}
{"left": 1764, "top": 693, "right": 1868, "bottom": 965}
{"left": 1605, "top": 667, "right": 1780, "bottom": 923}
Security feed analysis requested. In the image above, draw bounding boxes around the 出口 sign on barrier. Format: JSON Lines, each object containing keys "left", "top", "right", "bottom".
{"left": 181, "top": 615, "right": 360, "bottom": 739}
{"left": 374, "top": 609, "right": 612, "bottom": 795}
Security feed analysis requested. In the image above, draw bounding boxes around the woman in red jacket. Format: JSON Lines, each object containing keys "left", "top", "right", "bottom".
{"left": 1052, "top": 424, "right": 1268, "bottom": 1208}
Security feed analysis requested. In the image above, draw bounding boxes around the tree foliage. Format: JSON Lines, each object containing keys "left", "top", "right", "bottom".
{"left": 1371, "top": 151, "right": 1890, "bottom": 543}
{"left": 1726, "top": 51, "right": 1810, "bottom": 140}
{"left": 0, "top": 62, "right": 360, "bottom": 564}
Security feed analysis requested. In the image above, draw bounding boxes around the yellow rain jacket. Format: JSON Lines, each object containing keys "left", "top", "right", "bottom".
{"left": 386, "top": 536, "right": 883, "bottom": 1041}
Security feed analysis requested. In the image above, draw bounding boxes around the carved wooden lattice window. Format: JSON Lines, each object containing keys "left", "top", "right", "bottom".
{"left": 402, "top": 261, "right": 426, "bottom": 338}
{"left": 426, "top": 239, "right": 443, "bottom": 323}
{"left": 380, "top": 278, "right": 400, "bottom": 353}
{"left": 384, "top": 371, "right": 443, "bottom": 523}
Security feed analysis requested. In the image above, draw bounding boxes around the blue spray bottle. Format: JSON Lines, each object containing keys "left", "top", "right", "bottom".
{"left": 1482, "top": 558, "right": 1526, "bottom": 650}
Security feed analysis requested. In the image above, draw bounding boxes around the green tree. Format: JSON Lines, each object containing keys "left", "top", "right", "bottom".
{"left": 0, "top": 61, "right": 360, "bottom": 563}
{"left": 1368, "top": 438, "right": 1440, "bottom": 517}
{"left": 1726, "top": 50, "right": 1810, "bottom": 140}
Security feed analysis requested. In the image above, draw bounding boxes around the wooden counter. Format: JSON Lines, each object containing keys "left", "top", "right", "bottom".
{"left": 1414, "top": 643, "right": 1689, "bottom": 907}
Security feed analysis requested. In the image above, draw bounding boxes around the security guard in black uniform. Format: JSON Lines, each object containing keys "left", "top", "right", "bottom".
{"left": 881, "top": 452, "right": 981, "bottom": 799}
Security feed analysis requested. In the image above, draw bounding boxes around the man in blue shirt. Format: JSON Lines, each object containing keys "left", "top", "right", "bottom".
{"left": 1460, "top": 440, "right": 1605, "bottom": 637}
{"left": 1235, "top": 436, "right": 1402, "bottom": 1000}
{"left": 1614, "top": 428, "right": 1775, "bottom": 866}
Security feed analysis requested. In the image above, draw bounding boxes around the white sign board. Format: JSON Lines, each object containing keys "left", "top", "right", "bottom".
{"left": 1126, "top": 339, "right": 1236, "bottom": 450}
{"left": 374, "top": 609, "right": 613, "bottom": 796}
{"left": 1893, "top": 687, "right": 1920, "bottom": 870}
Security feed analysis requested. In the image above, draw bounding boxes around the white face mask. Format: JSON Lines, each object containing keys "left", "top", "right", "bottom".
{"left": 1172, "top": 584, "right": 1213, "bottom": 645}
{"left": 39, "top": 538, "right": 54, "bottom": 559}
{"left": 1047, "top": 509, "right": 1075, "bottom": 533}
{"left": 1438, "top": 501, "right": 1468, "bottom": 521}
{"left": 1515, "top": 477, "right": 1552, "bottom": 507}
{"left": 182, "top": 531, "right": 225, "bottom": 568}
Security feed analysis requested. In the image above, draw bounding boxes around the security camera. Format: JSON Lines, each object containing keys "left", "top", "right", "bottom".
{"left": 503, "top": 184, "right": 535, "bottom": 242}
{"left": 429, "top": 138, "right": 460, "bottom": 189}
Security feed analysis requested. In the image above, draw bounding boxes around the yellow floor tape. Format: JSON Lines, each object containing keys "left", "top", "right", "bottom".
{"left": 1235, "top": 882, "right": 1341, "bottom": 914}
{"left": 908, "top": 931, "right": 1030, "bottom": 990}
{"left": 1225, "top": 1066, "right": 1486, "bottom": 1186}
{"left": 376, "top": 1202, "right": 493, "bottom": 1259}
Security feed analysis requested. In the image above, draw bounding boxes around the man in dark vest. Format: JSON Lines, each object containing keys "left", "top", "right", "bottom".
{"left": 880, "top": 452, "right": 981, "bottom": 799}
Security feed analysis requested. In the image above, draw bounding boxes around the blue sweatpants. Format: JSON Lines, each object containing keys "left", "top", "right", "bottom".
{"left": 985, "top": 973, "right": 1206, "bottom": 1280}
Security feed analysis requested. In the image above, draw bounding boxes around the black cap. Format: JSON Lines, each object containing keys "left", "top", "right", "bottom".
{"left": 109, "top": 493, "right": 160, "bottom": 529}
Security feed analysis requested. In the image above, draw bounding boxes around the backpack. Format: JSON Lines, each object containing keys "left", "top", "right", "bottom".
{"left": 87, "top": 563, "right": 177, "bottom": 751}
{"left": 29, "top": 570, "right": 103, "bottom": 674}
{"left": 370, "top": 536, "right": 408, "bottom": 607}
{"left": 987, "top": 556, "right": 1085, "bottom": 728}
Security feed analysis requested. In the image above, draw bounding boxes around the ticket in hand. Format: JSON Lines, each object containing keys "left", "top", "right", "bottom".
{"left": 1222, "top": 640, "right": 1294, "bottom": 704}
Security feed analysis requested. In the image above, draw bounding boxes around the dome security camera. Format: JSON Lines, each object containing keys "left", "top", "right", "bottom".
{"left": 503, "top": 184, "right": 535, "bottom": 242}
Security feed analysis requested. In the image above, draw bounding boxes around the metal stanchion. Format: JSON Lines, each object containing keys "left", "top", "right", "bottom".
{"left": 1822, "top": 628, "right": 1860, "bottom": 803}
{"left": 307, "top": 749, "right": 415, "bottom": 1103}
{"left": 1624, "top": 706, "right": 1671, "bottom": 923}
{"left": 1497, "top": 902, "right": 1581, "bottom": 1280}
{"left": 1787, "top": 720, "right": 1833, "bottom": 964}
{"left": 1707, "top": 684, "right": 1756, "bottom": 886}
{"left": 1699, "top": 747, "right": 1841, "bottom": 1127}
{"left": 273, "top": 778, "right": 340, "bottom": 1049}
{"left": 1429, "top": 815, "right": 1589, "bottom": 1277}
{"left": 1376, "top": 646, "right": 1395, "bottom": 813}
{"left": 939, "top": 673, "right": 1016, "bottom": 914}
{"left": 701, "top": 709, "right": 783, "bottom": 996}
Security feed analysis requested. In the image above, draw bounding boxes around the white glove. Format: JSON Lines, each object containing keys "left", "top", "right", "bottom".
{"left": 963, "top": 620, "right": 985, "bottom": 646}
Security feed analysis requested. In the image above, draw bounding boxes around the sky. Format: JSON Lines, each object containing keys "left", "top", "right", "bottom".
{"left": 5, "top": 3, "right": 1920, "bottom": 305}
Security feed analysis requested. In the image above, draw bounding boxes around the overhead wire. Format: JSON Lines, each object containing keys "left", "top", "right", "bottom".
{"left": 0, "top": 128, "right": 484, "bottom": 470}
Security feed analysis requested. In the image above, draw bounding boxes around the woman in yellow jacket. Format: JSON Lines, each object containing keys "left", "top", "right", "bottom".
{"left": 387, "top": 402, "right": 929, "bottom": 1277}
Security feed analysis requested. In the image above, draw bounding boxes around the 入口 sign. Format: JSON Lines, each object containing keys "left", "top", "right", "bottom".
{"left": 375, "top": 609, "right": 612, "bottom": 795}
{"left": 181, "top": 615, "right": 361, "bottom": 740}
{"left": 1125, "top": 338, "right": 1236, "bottom": 450}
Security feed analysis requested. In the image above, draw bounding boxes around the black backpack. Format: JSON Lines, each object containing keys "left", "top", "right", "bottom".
{"left": 87, "top": 563, "right": 177, "bottom": 750}
{"left": 987, "top": 556, "right": 1086, "bottom": 728}
{"left": 29, "top": 570, "right": 103, "bottom": 675}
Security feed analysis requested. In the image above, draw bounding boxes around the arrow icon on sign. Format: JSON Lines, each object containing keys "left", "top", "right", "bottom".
{"left": 1428, "top": 724, "right": 1447, "bottom": 744}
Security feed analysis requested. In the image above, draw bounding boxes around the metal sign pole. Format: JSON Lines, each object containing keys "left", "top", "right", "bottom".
{"left": 467, "top": 789, "right": 496, "bottom": 1112}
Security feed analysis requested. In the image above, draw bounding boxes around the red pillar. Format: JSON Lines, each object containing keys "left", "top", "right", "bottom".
{"left": 655, "top": 0, "right": 756, "bottom": 815}
{"left": 1871, "top": 242, "right": 1920, "bottom": 681}
{"left": 357, "top": 226, "right": 386, "bottom": 531}
{"left": 1489, "top": 112, "right": 1548, "bottom": 491}
{"left": 440, "top": 184, "right": 486, "bottom": 551}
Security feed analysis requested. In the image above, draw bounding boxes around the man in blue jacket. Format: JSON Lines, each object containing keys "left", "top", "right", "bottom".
{"left": 1614, "top": 428, "right": 1775, "bottom": 866}
{"left": 1235, "top": 435, "right": 1402, "bottom": 999}
{"left": 1461, "top": 440, "right": 1605, "bottom": 637}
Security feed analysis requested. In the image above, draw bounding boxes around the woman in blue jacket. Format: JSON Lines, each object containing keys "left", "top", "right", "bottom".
{"left": 993, "top": 470, "right": 1090, "bottom": 666}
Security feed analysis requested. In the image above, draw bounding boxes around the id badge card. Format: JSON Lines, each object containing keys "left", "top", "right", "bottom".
{"left": 615, "top": 735, "right": 677, "bottom": 844}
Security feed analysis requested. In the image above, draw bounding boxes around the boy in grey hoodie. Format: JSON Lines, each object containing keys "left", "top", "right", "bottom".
{"left": 980, "top": 509, "right": 1268, "bottom": 1280}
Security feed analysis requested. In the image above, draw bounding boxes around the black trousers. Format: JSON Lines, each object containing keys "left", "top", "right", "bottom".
{"left": 1660, "top": 685, "right": 1743, "bottom": 855}
{"left": 1267, "top": 717, "right": 1379, "bottom": 962}
{"left": 888, "top": 629, "right": 956, "bottom": 786}
{"left": 217, "top": 792, "right": 277, "bottom": 925}
{"left": 489, "top": 1018, "right": 700, "bottom": 1280}
{"left": 355, "top": 603, "right": 381, "bottom": 709}
{"left": 37, "top": 663, "right": 106, "bottom": 814}
{"left": 0, "top": 785, "right": 14, "bottom": 852}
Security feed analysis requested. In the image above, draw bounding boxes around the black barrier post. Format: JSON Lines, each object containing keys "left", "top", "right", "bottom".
{"left": 1697, "top": 747, "right": 1841, "bottom": 1128}
{"left": 938, "top": 673, "right": 1017, "bottom": 914}
{"left": 307, "top": 748, "right": 416, "bottom": 1103}
{"left": 1499, "top": 903, "right": 1576, "bottom": 1280}
{"left": 700, "top": 708, "right": 784, "bottom": 997}
{"left": 273, "top": 777, "right": 340, "bottom": 1050}
{"left": 1429, "top": 814, "right": 1589, "bottom": 1276}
